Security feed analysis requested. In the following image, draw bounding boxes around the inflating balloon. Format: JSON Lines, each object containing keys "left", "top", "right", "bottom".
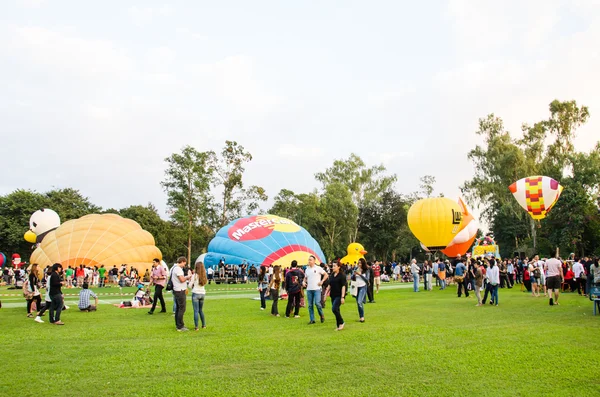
{"left": 0, "top": 252, "right": 6, "bottom": 268}
{"left": 340, "top": 243, "right": 367, "bottom": 265}
{"left": 509, "top": 176, "right": 563, "bottom": 220}
{"left": 29, "top": 214, "right": 162, "bottom": 274}
{"left": 407, "top": 197, "right": 463, "bottom": 251}
{"left": 27, "top": 208, "right": 61, "bottom": 243}
{"left": 204, "top": 214, "right": 326, "bottom": 267}
{"left": 442, "top": 198, "right": 478, "bottom": 258}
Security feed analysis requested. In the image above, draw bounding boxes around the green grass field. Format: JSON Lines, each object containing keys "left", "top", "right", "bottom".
{"left": 1, "top": 282, "right": 599, "bottom": 397}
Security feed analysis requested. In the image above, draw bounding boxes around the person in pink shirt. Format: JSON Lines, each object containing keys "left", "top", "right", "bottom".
{"left": 148, "top": 258, "right": 167, "bottom": 314}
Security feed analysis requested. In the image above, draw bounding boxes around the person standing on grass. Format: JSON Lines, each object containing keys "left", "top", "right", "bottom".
{"left": 303, "top": 255, "right": 328, "bottom": 324}
{"left": 454, "top": 256, "right": 468, "bottom": 298}
{"left": 98, "top": 265, "right": 106, "bottom": 288}
{"left": 78, "top": 282, "right": 98, "bottom": 311}
{"left": 285, "top": 260, "right": 304, "bottom": 318}
{"left": 148, "top": 258, "right": 167, "bottom": 315}
{"left": 190, "top": 262, "right": 207, "bottom": 330}
{"left": 545, "top": 254, "right": 563, "bottom": 306}
{"left": 258, "top": 265, "right": 269, "bottom": 311}
{"left": 529, "top": 260, "right": 541, "bottom": 297}
{"left": 35, "top": 267, "right": 53, "bottom": 323}
{"left": 49, "top": 263, "right": 65, "bottom": 325}
{"left": 372, "top": 260, "right": 382, "bottom": 294}
{"left": 572, "top": 258, "right": 586, "bottom": 296}
{"left": 172, "top": 256, "right": 192, "bottom": 332}
{"left": 326, "top": 260, "right": 346, "bottom": 331}
{"left": 474, "top": 260, "right": 484, "bottom": 306}
{"left": 269, "top": 265, "right": 282, "bottom": 317}
{"left": 487, "top": 259, "right": 500, "bottom": 306}
{"left": 354, "top": 258, "right": 369, "bottom": 323}
{"left": 410, "top": 259, "right": 420, "bottom": 292}
{"left": 507, "top": 259, "right": 515, "bottom": 288}
{"left": 438, "top": 260, "right": 446, "bottom": 290}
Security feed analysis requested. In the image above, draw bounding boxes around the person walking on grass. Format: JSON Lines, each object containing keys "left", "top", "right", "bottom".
{"left": 269, "top": 265, "right": 282, "bottom": 317}
{"left": 545, "top": 254, "right": 563, "bottom": 306}
{"left": 148, "top": 258, "right": 167, "bottom": 315}
{"left": 285, "top": 260, "right": 305, "bottom": 318}
{"left": 190, "top": 262, "right": 207, "bottom": 330}
{"left": 26, "top": 264, "right": 42, "bottom": 319}
{"left": 303, "top": 255, "right": 328, "bottom": 324}
{"left": 438, "top": 260, "right": 447, "bottom": 290}
{"left": 172, "top": 256, "right": 192, "bottom": 332}
{"left": 354, "top": 258, "right": 369, "bottom": 323}
{"left": 572, "top": 258, "right": 586, "bottom": 296}
{"left": 474, "top": 260, "right": 484, "bottom": 306}
{"left": 326, "top": 260, "right": 346, "bottom": 331}
{"left": 78, "top": 283, "right": 98, "bottom": 311}
{"left": 49, "top": 263, "right": 66, "bottom": 325}
{"left": 258, "top": 265, "right": 269, "bottom": 310}
{"left": 483, "top": 259, "right": 500, "bottom": 306}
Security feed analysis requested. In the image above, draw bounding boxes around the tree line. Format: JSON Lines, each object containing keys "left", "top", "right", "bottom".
{"left": 1, "top": 100, "right": 598, "bottom": 264}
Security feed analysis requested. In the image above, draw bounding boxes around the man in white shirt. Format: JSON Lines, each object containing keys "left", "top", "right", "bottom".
{"left": 302, "top": 255, "right": 328, "bottom": 324}
{"left": 483, "top": 259, "right": 500, "bottom": 306}
{"left": 410, "top": 259, "right": 420, "bottom": 292}
{"left": 172, "top": 256, "right": 192, "bottom": 331}
{"left": 572, "top": 258, "right": 586, "bottom": 295}
{"left": 545, "top": 254, "right": 563, "bottom": 306}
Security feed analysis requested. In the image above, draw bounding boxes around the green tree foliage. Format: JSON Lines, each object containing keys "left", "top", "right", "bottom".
{"left": 463, "top": 100, "right": 599, "bottom": 257}
{"left": 315, "top": 153, "right": 396, "bottom": 242}
{"left": 358, "top": 190, "right": 418, "bottom": 262}
{"left": 320, "top": 183, "right": 358, "bottom": 261}
{"left": 209, "top": 141, "right": 268, "bottom": 227}
{"left": 161, "top": 145, "right": 213, "bottom": 264}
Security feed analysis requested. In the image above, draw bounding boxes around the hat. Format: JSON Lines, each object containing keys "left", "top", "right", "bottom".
{"left": 137, "top": 283, "right": 144, "bottom": 289}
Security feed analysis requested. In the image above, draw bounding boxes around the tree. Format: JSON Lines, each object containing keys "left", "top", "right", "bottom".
{"left": 319, "top": 183, "right": 358, "bottom": 261}
{"left": 358, "top": 190, "right": 417, "bottom": 262}
{"left": 463, "top": 100, "right": 599, "bottom": 257}
{"left": 419, "top": 175, "right": 436, "bottom": 198}
{"left": 210, "top": 140, "right": 268, "bottom": 227}
{"left": 161, "top": 146, "right": 213, "bottom": 264}
{"left": 315, "top": 153, "right": 396, "bottom": 242}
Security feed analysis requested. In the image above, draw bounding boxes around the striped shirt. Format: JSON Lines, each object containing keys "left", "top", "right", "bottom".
{"left": 78, "top": 289, "right": 97, "bottom": 309}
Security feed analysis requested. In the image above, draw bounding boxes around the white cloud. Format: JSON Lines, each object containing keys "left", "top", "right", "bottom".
{"left": 128, "top": 5, "right": 173, "bottom": 26}
{"left": 277, "top": 144, "right": 323, "bottom": 158}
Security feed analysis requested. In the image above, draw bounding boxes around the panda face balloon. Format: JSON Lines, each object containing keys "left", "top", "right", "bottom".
{"left": 28, "top": 209, "right": 61, "bottom": 243}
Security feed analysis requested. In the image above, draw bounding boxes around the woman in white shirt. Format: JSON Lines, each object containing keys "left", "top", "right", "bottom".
{"left": 354, "top": 258, "right": 369, "bottom": 323}
{"left": 190, "top": 262, "right": 208, "bottom": 331}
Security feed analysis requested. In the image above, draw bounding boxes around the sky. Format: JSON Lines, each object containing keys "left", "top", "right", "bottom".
{"left": 1, "top": 0, "right": 599, "bottom": 224}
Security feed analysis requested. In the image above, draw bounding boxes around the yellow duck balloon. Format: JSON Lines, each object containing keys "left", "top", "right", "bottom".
{"left": 408, "top": 197, "right": 463, "bottom": 251}
{"left": 340, "top": 243, "right": 367, "bottom": 265}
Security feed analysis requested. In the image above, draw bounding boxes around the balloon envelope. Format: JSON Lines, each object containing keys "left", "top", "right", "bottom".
{"left": 408, "top": 197, "right": 463, "bottom": 251}
{"left": 204, "top": 214, "right": 326, "bottom": 267}
{"left": 29, "top": 214, "right": 162, "bottom": 274}
{"left": 0, "top": 252, "right": 6, "bottom": 267}
{"left": 509, "top": 176, "right": 563, "bottom": 220}
{"left": 442, "top": 198, "right": 478, "bottom": 257}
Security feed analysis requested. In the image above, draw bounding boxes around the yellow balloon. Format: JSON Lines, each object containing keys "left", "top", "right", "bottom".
{"left": 29, "top": 214, "right": 162, "bottom": 274}
{"left": 407, "top": 197, "right": 463, "bottom": 251}
{"left": 24, "top": 230, "right": 37, "bottom": 243}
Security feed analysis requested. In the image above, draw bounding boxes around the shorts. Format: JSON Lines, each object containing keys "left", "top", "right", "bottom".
{"left": 374, "top": 276, "right": 381, "bottom": 285}
{"left": 531, "top": 277, "right": 539, "bottom": 284}
{"left": 546, "top": 276, "right": 561, "bottom": 290}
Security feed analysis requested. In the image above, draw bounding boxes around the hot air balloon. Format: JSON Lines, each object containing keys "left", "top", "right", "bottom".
{"left": 340, "top": 243, "right": 367, "bottom": 265}
{"left": 0, "top": 252, "right": 6, "bottom": 268}
{"left": 204, "top": 214, "right": 326, "bottom": 267}
{"left": 26, "top": 208, "right": 61, "bottom": 244}
{"left": 442, "top": 198, "right": 478, "bottom": 258}
{"left": 29, "top": 214, "right": 162, "bottom": 274}
{"left": 407, "top": 197, "right": 463, "bottom": 251}
{"left": 509, "top": 176, "right": 563, "bottom": 220}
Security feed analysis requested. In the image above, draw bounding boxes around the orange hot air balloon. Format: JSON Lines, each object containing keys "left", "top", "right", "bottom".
{"left": 29, "top": 214, "right": 161, "bottom": 274}
{"left": 441, "top": 198, "right": 478, "bottom": 258}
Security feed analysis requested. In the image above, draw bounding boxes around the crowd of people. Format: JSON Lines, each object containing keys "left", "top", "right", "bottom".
{"left": 3, "top": 252, "right": 599, "bottom": 330}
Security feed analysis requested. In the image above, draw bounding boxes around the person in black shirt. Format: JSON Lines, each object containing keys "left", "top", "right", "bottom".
{"left": 327, "top": 261, "right": 346, "bottom": 331}
{"left": 49, "top": 263, "right": 65, "bottom": 325}
{"left": 284, "top": 260, "right": 305, "bottom": 318}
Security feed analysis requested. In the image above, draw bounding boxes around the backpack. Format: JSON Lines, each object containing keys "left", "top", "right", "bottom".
{"left": 533, "top": 268, "right": 541, "bottom": 278}
{"left": 165, "top": 269, "right": 174, "bottom": 291}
